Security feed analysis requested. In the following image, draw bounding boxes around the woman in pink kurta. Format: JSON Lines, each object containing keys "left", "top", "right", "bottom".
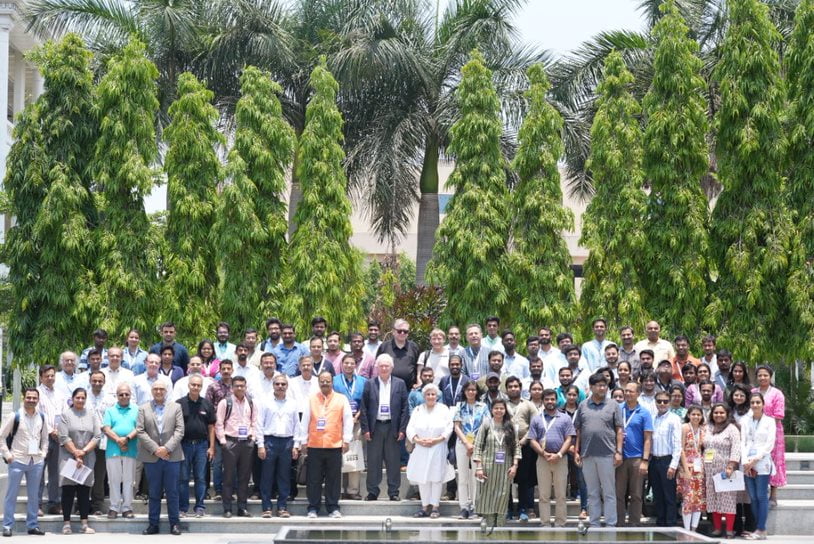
{"left": 752, "top": 365, "right": 786, "bottom": 503}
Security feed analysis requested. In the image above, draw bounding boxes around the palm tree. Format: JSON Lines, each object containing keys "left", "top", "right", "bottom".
{"left": 330, "top": 0, "right": 548, "bottom": 283}
{"left": 549, "top": 0, "right": 800, "bottom": 201}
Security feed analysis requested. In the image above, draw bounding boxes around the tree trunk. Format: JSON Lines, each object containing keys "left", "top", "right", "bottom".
{"left": 416, "top": 138, "right": 440, "bottom": 285}
{"left": 287, "top": 130, "right": 303, "bottom": 240}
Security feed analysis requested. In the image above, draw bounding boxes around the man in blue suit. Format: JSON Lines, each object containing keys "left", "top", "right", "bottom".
{"left": 360, "top": 353, "right": 408, "bottom": 501}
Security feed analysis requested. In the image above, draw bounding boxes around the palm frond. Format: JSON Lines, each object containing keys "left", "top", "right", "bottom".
{"left": 23, "top": 0, "right": 140, "bottom": 45}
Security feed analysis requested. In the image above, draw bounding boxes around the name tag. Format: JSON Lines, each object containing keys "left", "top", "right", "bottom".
{"left": 471, "top": 373, "right": 480, "bottom": 380}
{"left": 199, "top": 410, "right": 207, "bottom": 416}
{"left": 693, "top": 458, "right": 703, "bottom": 473}
{"left": 749, "top": 448, "right": 757, "bottom": 457}
{"left": 380, "top": 404, "right": 390, "bottom": 416}
{"left": 465, "top": 432, "right": 475, "bottom": 444}
{"left": 316, "top": 417, "right": 327, "bottom": 431}
{"left": 495, "top": 450, "right": 506, "bottom": 464}
{"left": 350, "top": 400, "right": 359, "bottom": 413}
{"left": 704, "top": 449, "right": 716, "bottom": 463}
{"left": 238, "top": 426, "right": 248, "bottom": 440}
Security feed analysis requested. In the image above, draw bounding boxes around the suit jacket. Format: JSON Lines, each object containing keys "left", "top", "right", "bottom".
{"left": 136, "top": 401, "right": 185, "bottom": 463}
{"left": 360, "top": 375, "right": 408, "bottom": 438}
{"left": 439, "top": 374, "right": 472, "bottom": 407}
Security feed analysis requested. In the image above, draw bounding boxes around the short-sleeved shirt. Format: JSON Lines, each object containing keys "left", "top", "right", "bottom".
{"left": 102, "top": 403, "right": 140, "bottom": 458}
{"left": 376, "top": 339, "right": 421, "bottom": 386}
{"left": 527, "top": 411, "right": 576, "bottom": 453}
{"left": 177, "top": 396, "right": 216, "bottom": 441}
{"left": 453, "top": 401, "right": 490, "bottom": 437}
{"left": 574, "top": 397, "right": 622, "bottom": 458}
{"left": 621, "top": 403, "right": 654, "bottom": 459}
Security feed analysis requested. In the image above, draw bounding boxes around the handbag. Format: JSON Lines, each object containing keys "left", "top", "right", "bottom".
{"left": 297, "top": 453, "right": 308, "bottom": 486}
{"left": 342, "top": 439, "right": 365, "bottom": 473}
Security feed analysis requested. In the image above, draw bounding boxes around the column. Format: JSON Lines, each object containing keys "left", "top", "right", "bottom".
{"left": 13, "top": 53, "right": 24, "bottom": 115}
{"left": 0, "top": 16, "right": 11, "bottom": 181}
{"left": 32, "top": 67, "right": 43, "bottom": 98}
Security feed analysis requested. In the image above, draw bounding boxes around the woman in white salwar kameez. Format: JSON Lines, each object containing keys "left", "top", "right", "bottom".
{"left": 406, "top": 383, "right": 454, "bottom": 518}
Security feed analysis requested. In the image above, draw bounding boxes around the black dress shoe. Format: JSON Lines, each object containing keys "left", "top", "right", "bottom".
{"left": 170, "top": 525, "right": 182, "bottom": 536}
{"left": 364, "top": 493, "right": 378, "bottom": 501}
{"left": 237, "top": 509, "right": 252, "bottom": 518}
{"left": 142, "top": 526, "right": 159, "bottom": 535}
{"left": 27, "top": 529, "right": 45, "bottom": 536}
{"left": 389, "top": 495, "right": 400, "bottom": 501}
{"left": 2, "top": 528, "right": 11, "bottom": 537}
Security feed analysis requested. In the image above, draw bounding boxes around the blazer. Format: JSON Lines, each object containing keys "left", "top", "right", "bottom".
{"left": 136, "top": 401, "right": 185, "bottom": 463}
{"left": 439, "top": 374, "right": 471, "bottom": 407}
{"left": 360, "top": 375, "right": 409, "bottom": 438}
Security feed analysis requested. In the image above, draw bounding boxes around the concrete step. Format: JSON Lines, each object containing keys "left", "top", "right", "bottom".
{"left": 775, "top": 484, "right": 814, "bottom": 500}
{"left": 766, "top": 500, "right": 814, "bottom": 535}
{"left": 785, "top": 470, "right": 814, "bottom": 485}
{"left": 783, "top": 453, "right": 814, "bottom": 472}
{"left": 11, "top": 497, "right": 589, "bottom": 516}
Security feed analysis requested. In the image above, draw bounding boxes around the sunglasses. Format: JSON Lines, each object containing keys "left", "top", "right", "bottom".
{"left": 117, "top": 393, "right": 131, "bottom": 397}
{"left": 395, "top": 329, "right": 410, "bottom": 334}
{"left": 656, "top": 399, "right": 670, "bottom": 404}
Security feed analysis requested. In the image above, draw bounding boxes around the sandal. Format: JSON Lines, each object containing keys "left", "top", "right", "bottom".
{"left": 262, "top": 511, "right": 272, "bottom": 519}
{"left": 430, "top": 509, "right": 440, "bottom": 519}
{"left": 81, "top": 525, "right": 95, "bottom": 534}
{"left": 62, "top": 524, "right": 72, "bottom": 535}
{"left": 278, "top": 510, "right": 290, "bottom": 518}
{"left": 413, "top": 509, "right": 429, "bottom": 518}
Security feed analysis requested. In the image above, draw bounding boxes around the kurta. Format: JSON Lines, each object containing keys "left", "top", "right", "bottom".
{"left": 473, "top": 420, "right": 520, "bottom": 521}
{"left": 57, "top": 408, "right": 102, "bottom": 487}
{"left": 703, "top": 423, "right": 741, "bottom": 514}
{"left": 677, "top": 423, "right": 706, "bottom": 514}
{"left": 754, "top": 386, "right": 786, "bottom": 487}
{"left": 406, "top": 403, "right": 454, "bottom": 484}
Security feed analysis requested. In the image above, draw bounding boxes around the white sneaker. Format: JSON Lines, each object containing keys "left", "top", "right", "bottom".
{"left": 329, "top": 510, "right": 342, "bottom": 519}
{"left": 307, "top": 511, "right": 318, "bottom": 519}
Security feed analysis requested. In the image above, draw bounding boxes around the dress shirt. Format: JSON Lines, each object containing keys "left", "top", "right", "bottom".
{"left": 582, "top": 339, "right": 611, "bottom": 372}
{"left": 273, "top": 342, "right": 309, "bottom": 377}
{"left": 296, "top": 391, "right": 353, "bottom": 448}
{"left": 153, "top": 401, "right": 166, "bottom": 434}
{"left": 633, "top": 339, "right": 676, "bottom": 366}
{"left": 148, "top": 341, "right": 190, "bottom": 372}
{"left": 233, "top": 361, "right": 262, "bottom": 384}
{"left": 482, "top": 335, "right": 504, "bottom": 352}
{"left": 123, "top": 346, "right": 148, "bottom": 373}
{"left": 741, "top": 414, "right": 776, "bottom": 474}
{"left": 205, "top": 379, "right": 231, "bottom": 410}
{"left": 37, "top": 384, "right": 65, "bottom": 433}
{"left": 55, "top": 371, "right": 87, "bottom": 399}
{"left": 700, "top": 354, "right": 719, "bottom": 376}
{"left": 377, "top": 377, "right": 392, "bottom": 420}
{"left": 463, "top": 345, "right": 491, "bottom": 379}
{"left": 132, "top": 373, "right": 173, "bottom": 406}
{"left": 102, "top": 366, "right": 135, "bottom": 395}
{"left": 215, "top": 396, "right": 260, "bottom": 446}
{"left": 257, "top": 397, "right": 300, "bottom": 438}
{"left": 504, "top": 352, "right": 530, "bottom": 379}
{"left": 651, "top": 410, "right": 682, "bottom": 470}
{"left": 215, "top": 341, "right": 236, "bottom": 362}
{"left": 0, "top": 409, "right": 49, "bottom": 463}
{"left": 289, "top": 375, "right": 319, "bottom": 414}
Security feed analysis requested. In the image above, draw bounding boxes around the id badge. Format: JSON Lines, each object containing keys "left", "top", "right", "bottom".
{"left": 748, "top": 448, "right": 757, "bottom": 457}
{"left": 704, "top": 449, "right": 716, "bottom": 464}
{"left": 316, "top": 417, "right": 327, "bottom": 431}
{"left": 471, "top": 373, "right": 480, "bottom": 381}
{"left": 465, "top": 432, "right": 475, "bottom": 444}
{"left": 495, "top": 450, "right": 506, "bottom": 464}
{"left": 238, "top": 425, "right": 248, "bottom": 440}
{"left": 380, "top": 404, "right": 390, "bottom": 417}
{"left": 350, "top": 400, "right": 359, "bottom": 413}
{"left": 693, "top": 458, "right": 703, "bottom": 473}
{"left": 541, "top": 438, "right": 547, "bottom": 452}
{"left": 28, "top": 439, "right": 40, "bottom": 455}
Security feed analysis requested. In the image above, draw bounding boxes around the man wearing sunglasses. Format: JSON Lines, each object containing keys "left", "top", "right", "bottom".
{"left": 648, "top": 391, "right": 682, "bottom": 528}
{"left": 375, "top": 319, "right": 421, "bottom": 389}
{"left": 102, "top": 383, "right": 139, "bottom": 519}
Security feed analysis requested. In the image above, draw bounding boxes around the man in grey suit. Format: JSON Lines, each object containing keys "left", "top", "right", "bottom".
{"left": 137, "top": 381, "right": 185, "bottom": 535}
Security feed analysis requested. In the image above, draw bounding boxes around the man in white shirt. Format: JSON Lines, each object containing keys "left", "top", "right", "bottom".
{"left": 87, "top": 370, "right": 116, "bottom": 515}
{"left": 257, "top": 374, "right": 300, "bottom": 518}
{"left": 289, "top": 356, "right": 319, "bottom": 416}
{"left": 538, "top": 327, "right": 561, "bottom": 362}
{"left": 172, "top": 356, "right": 213, "bottom": 401}
{"left": 445, "top": 326, "right": 465, "bottom": 358}
{"left": 233, "top": 343, "right": 263, "bottom": 386}
{"left": 582, "top": 318, "right": 611, "bottom": 373}
{"left": 251, "top": 353, "right": 281, "bottom": 402}
{"left": 503, "top": 331, "right": 529, "bottom": 379}
{"left": 215, "top": 322, "right": 236, "bottom": 362}
{"left": 243, "top": 329, "right": 264, "bottom": 368}
{"left": 482, "top": 316, "right": 504, "bottom": 352}
{"left": 36, "top": 365, "right": 63, "bottom": 514}
{"left": 1, "top": 387, "right": 49, "bottom": 536}
{"left": 633, "top": 321, "right": 676, "bottom": 366}
{"left": 102, "top": 347, "right": 135, "bottom": 396}
{"left": 55, "top": 351, "right": 87, "bottom": 398}
{"left": 133, "top": 354, "right": 173, "bottom": 406}
{"left": 363, "top": 321, "right": 382, "bottom": 359}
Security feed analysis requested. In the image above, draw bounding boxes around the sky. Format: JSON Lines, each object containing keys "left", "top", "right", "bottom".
{"left": 146, "top": 0, "right": 646, "bottom": 212}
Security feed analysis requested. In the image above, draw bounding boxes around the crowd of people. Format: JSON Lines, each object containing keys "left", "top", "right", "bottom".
{"left": 0, "top": 317, "right": 786, "bottom": 540}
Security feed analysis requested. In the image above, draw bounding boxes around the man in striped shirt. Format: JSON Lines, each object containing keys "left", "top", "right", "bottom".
{"left": 648, "top": 391, "right": 683, "bottom": 527}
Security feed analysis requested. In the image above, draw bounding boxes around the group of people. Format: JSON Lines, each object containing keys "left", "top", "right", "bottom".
{"left": 0, "top": 316, "right": 786, "bottom": 540}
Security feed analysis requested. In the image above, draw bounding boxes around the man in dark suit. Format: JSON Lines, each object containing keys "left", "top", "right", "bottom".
{"left": 439, "top": 355, "right": 471, "bottom": 407}
{"left": 137, "top": 381, "right": 185, "bottom": 535}
{"left": 360, "top": 353, "right": 408, "bottom": 501}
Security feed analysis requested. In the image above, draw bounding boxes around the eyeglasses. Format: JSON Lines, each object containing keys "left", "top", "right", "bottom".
{"left": 395, "top": 329, "right": 409, "bottom": 334}
{"left": 656, "top": 399, "right": 670, "bottom": 404}
{"left": 274, "top": 383, "right": 287, "bottom": 387}
{"left": 117, "top": 393, "right": 131, "bottom": 397}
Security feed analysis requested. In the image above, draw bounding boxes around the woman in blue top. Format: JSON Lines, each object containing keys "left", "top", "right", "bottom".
{"left": 453, "top": 380, "right": 489, "bottom": 519}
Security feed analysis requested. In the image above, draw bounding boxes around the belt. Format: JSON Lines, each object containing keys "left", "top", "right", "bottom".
{"left": 376, "top": 419, "right": 392, "bottom": 424}
{"left": 225, "top": 435, "right": 253, "bottom": 441}
{"left": 652, "top": 455, "right": 672, "bottom": 460}
{"left": 182, "top": 438, "right": 207, "bottom": 445}
{"left": 264, "top": 435, "right": 293, "bottom": 439}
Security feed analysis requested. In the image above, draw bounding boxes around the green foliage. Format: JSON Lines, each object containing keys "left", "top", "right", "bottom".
{"left": 708, "top": 0, "right": 794, "bottom": 362}
{"left": 369, "top": 286, "right": 448, "bottom": 352}
{"left": 426, "top": 50, "right": 512, "bottom": 328}
{"left": 785, "top": 0, "right": 814, "bottom": 358}
{"left": 1, "top": 34, "right": 97, "bottom": 367}
{"left": 91, "top": 39, "right": 160, "bottom": 339}
{"left": 642, "top": 0, "right": 711, "bottom": 342}
{"left": 163, "top": 73, "right": 224, "bottom": 345}
{"left": 507, "top": 63, "right": 575, "bottom": 338}
{"left": 579, "top": 51, "right": 648, "bottom": 338}
{"left": 278, "top": 58, "right": 365, "bottom": 334}
{"left": 361, "top": 253, "right": 417, "bottom": 318}
{"left": 233, "top": 67, "right": 294, "bottom": 308}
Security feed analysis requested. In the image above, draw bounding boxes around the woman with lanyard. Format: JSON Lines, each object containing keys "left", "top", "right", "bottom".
{"left": 58, "top": 388, "right": 102, "bottom": 534}
{"left": 453, "top": 381, "right": 489, "bottom": 519}
{"left": 678, "top": 405, "right": 706, "bottom": 531}
{"left": 729, "top": 383, "right": 756, "bottom": 536}
{"left": 752, "top": 365, "right": 785, "bottom": 507}
{"left": 196, "top": 339, "right": 221, "bottom": 378}
{"left": 473, "top": 399, "right": 519, "bottom": 527}
{"left": 741, "top": 392, "right": 775, "bottom": 540}
{"left": 703, "top": 403, "right": 741, "bottom": 538}
{"left": 563, "top": 384, "right": 588, "bottom": 520}
{"left": 333, "top": 354, "right": 367, "bottom": 500}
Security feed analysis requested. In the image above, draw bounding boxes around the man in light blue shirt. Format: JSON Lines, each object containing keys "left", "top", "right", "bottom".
{"left": 482, "top": 316, "right": 504, "bottom": 352}
{"left": 273, "top": 324, "right": 309, "bottom": 376}
{"left": 582, "top": 318, "right": 611, "bottom": 373}
{"left": 502, "top": 331, "right": 529, "bottom": 379}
